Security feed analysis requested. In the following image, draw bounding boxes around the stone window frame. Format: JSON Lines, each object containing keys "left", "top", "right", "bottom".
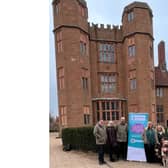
{"left": 81, "top": 68, "right": 89, "bottom": 90}
{"left": 99, "top": 43, "right": 115, "bottom": 63}
{"left": 80, "top": 32, "right": 88, "bottom": 56}
{"left": 80, "top": 41, "right": 87, "bottom": 55}
{"left": 128, "top": 45, "right": 136, "bottom": 57}
{"left": 156, "top": 105, "right": 164, "bottom": 113}
{"left": 156, "top": 87, "right": 163, "bottom": 97}
{"left": 58, "top": 67, "right": 65, "bottom": 90}
{"left": 156, "top": 104, "right": 164, "bottom": 123}
{"left": 83, "top": 106, "right": 90, "bottom": 125}
{"left": 82, "top": 77, "right": 88, "bottom": 90}
{"left": 54, "top": 2, "right": 60, "bottom": 16}
{"left": 78, "top": 3, "right": 87, "bottom": 18}
{"left": 56, "top": 31, "right": 63, "bottom": 53}
{"left": 95, "top": 101, "right": 120, "bottom": 122}
{"left": 100, "top": 73, "right": 116, "bottom": 93}
{"left": 130, "top": 78, "right": 136, "bottom": 90}
{"left": 128, "top": 11, "right": 134, "bottom": 22}
{"left": 60, "top": 106, "right": 67, "bottom": 126}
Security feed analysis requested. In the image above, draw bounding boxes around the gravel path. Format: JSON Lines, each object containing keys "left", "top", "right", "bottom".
{"left": 50, "top": 132, "right": 163, "bottom": 168}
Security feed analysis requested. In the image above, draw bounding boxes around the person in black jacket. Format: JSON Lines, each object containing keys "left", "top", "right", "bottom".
{"left": 156, "top": 125, "right": 166, "bottom": 163}
{"left": 106, "top": 121, "right": 118, "bottom": 162}
{"left": 157, "top": 125, "right": 166, "bottom": 144}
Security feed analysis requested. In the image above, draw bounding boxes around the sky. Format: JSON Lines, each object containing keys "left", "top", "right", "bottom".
{"left": 49, "top": 0, "right": 57, "bottom": 117}
{"left": 49, "top": 0, "right": 168, "bottom": 117}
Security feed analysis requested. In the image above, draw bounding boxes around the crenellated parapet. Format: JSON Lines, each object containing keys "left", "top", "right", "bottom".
{"left": 88, "top": 22, "right": 122, "bottom": 31}
{"left": 88, "top": 22, "right": 123, "bottom": 42}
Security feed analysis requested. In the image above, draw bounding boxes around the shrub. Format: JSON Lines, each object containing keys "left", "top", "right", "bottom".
{"left": 62, "top": 127, "right": 97, "bottom": 151}
{"left": 49, "top": 114, "right": 59, "bottom": 132}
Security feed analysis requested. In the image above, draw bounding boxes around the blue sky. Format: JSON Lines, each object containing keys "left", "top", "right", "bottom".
{"left": 49, "top": 0, "right": 57, "bottom": 117}
{"left": 49, "top": 0, "right": 168, "bottom": 117}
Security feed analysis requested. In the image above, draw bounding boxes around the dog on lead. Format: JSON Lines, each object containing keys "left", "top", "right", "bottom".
{"left": 161, "top": 140, "right": 168, "bottom": 167}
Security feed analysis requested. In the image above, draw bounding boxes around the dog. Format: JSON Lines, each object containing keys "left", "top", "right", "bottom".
{"left": 161, "top": 140, "right": 168, "bottom": 167}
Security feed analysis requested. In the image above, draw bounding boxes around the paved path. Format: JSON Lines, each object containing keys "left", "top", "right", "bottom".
{"left": 50, "top": 132, "right": 162, "bottom": 168}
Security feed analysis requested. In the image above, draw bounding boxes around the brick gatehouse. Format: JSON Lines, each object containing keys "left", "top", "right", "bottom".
{"left": 52, "top": 0, "right": 168, "bottom": 128}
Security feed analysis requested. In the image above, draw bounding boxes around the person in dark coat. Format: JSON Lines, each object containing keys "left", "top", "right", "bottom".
{"left": 106, "top": 121, "right": 118, "bottom": 162}
{"left": 156, "top": 125, "right": 166, "bottom": 163}
{"left": 157, "top": 125, "right": 166, "bottom": 144}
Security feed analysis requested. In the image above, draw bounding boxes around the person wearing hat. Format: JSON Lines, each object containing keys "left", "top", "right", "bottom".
{"left": 106, "top": 120, "right": 118, "bottom": 162}
{"left": 93, "top": 120, "right": 107, "bottom": 165}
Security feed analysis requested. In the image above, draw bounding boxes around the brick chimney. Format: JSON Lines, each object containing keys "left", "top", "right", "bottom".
{"left": 158, "top": 41, "right": 167, "bottom": 71}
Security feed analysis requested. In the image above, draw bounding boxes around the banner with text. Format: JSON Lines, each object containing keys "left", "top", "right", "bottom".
{"left": 127, "top": 113, "right": 149, "bottom": 162}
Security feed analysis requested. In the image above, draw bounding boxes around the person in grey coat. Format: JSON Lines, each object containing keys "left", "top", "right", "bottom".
{"left": 116, "top": 117, "right": 128, "bottom": 160}
{"left": 93, "top": 120, "right": 107, "bottom": 165}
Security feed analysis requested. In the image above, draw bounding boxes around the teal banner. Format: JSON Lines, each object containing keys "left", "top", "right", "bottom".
{"left": 127, "top": 113, "right": 149, "bottom": 161}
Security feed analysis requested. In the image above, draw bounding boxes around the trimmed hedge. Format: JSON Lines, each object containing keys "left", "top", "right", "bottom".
{"left": 62, "top": 126, "right": 168, "bottom": 153}
{"left": 62, "top": 127, "right": 97, "bottom": 151}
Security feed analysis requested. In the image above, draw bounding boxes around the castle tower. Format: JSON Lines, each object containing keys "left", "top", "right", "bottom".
{"left": 122, "top": 2, "right": 156, "bottom": 122}
{"left": 52, "top": 0, "right": 92, "bottom": 128}
{"left": 158, "top": 41, "right": 167, "bottom": 71}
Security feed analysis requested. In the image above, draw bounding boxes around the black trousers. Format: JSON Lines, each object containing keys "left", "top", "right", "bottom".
{"left": 97, "top": 144, "right": 105, "bottom": 163}
{"left": 144, "top": 144, "right": 156, "bottom": 163}
{"left": 108, "top": 144, "right": 118, "bottom": 160}
{"left": 117, "top": 142, "right": 127, "bottom": 160}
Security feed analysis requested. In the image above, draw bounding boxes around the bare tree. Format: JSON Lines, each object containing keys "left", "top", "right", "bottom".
{"left": 49, "top": 113, "right": 59, "bottom": 132}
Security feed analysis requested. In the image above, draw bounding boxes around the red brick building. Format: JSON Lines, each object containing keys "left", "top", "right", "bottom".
{"left": 155, "top": 41, "right": 168, "bottom": 126}
{"left": 53, "top": 0, "right": 168, "bottom": 128}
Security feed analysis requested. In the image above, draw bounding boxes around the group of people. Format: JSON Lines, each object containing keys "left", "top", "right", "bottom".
{"left": 143, "top": 121, "right": 168, "bottom": 165}
{"left": 93, "top": 117, "right": 168, "bottom": 166}
{"left": 93, "top": 117, "right": 127, "bottom": 165}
